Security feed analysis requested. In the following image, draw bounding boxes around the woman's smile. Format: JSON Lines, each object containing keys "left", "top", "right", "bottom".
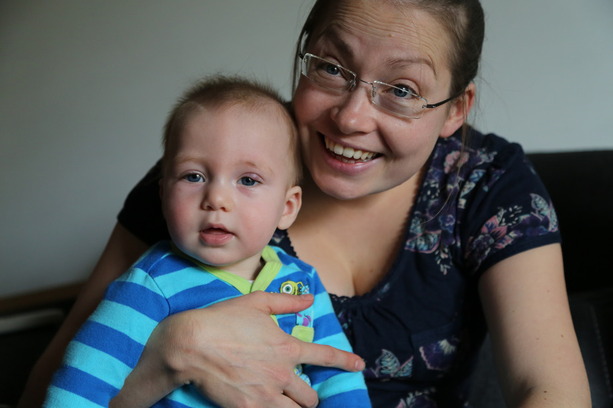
{"left": 323, "top": 135, "right": 379, "bottom": 163}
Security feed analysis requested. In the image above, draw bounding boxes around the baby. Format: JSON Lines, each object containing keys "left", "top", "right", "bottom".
{"left": 44, "top": 75, "right": 370, "bottom": 407}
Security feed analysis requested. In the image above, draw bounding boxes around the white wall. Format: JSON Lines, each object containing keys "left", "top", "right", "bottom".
{"left": 1, "top": 0, "right": 612, "bottom": 298}
{"left": 476, "top": 0, "right": 613, "bottom": 150}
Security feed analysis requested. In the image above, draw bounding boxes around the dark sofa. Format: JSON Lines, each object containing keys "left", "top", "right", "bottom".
{"left": 1, "top": 150, "right": 612, "bottom": 407}
{"left": 470, "top": 150, "right": 613, "bottom": 407}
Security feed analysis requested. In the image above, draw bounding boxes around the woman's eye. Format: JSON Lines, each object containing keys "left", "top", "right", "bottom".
{"left": 239, "top": 176, "right": 259, "bottom": 187}
{"left": 183, "top": 173, "right": 204, "bottom": 183}
{"left": 316, "top": 61, "right": 341, "bottom": 77}
{"left": 390, "top": 84, "right": 416, "bottom": 99}
{"left": 324, "top": 62, "right": 341, "bottom": 76}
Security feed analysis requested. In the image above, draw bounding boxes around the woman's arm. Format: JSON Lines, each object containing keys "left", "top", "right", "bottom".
{"left": 17, "top": 223, "right": 150, "bottom": 408}
{"left": 479, "top": 243, "right": 590, "bottom": 408}
{"left": 112, "top": 291, "right": 366, "bottom": 408}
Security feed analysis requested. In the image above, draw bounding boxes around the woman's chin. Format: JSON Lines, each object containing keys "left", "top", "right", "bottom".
{"left": 309, "top": 170, "right": 369, "bottom": 201}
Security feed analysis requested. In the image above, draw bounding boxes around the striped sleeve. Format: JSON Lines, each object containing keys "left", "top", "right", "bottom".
{"left": 44, "top": 264, "right": 170, "bottom": 407}
{"left": 304, "top": 270, "right": 372, "bottom": 407}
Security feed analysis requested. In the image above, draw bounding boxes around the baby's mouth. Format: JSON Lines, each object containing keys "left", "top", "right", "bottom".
{"left": 200, "top": 226, "right": 234, "bottom": 246}
{"left": 324, "top": 136, "right": 379, "bottom": 163}
{"left": 203, "top": 227, "right": 228, "bottom": 234}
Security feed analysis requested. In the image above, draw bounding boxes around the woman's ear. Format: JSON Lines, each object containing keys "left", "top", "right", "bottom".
{"left": 277, "top": 185, "right": 302, "bottom": 230}
{"left": 440, "top": 82, "right": 476, "bottom": 138}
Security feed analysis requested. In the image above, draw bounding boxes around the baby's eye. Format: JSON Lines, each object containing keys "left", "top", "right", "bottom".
{"left": 238, "top": 176, "right": 259, "bottom": 187}
{"left": 183, "top": 173, "right": 204, "bottom": 183}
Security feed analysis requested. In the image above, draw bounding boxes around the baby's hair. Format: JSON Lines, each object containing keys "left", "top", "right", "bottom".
{"left": 162, "top": 75, "right": 301, "bottom": 185}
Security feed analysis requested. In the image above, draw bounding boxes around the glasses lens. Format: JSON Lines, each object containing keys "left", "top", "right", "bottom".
{"left": 300, "top": 54, "right": 430, "bottom": 119}
{"left": 372, "top": 82, "right": 426, "bottom": 119}
{"left": 302, "top": 54, "right": 354, "bottom": 91}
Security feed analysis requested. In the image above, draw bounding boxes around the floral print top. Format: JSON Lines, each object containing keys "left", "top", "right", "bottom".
{"left": 119, "top": 128, "right": 560, "bottom": 408}
{"left": 272, "top": 129, "right": 560, "bottom": 407}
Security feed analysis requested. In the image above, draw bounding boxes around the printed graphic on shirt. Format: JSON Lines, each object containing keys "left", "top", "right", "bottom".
{"left": 280, "top": 280, "right": 309, "bottom": 295}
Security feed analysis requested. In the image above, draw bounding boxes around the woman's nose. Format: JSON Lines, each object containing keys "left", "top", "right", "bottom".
{"left": 330, "top": 83, "right": 378, "bottom": 135}
{"left": 202, "top": 182, "right": 233, "bottom": 212}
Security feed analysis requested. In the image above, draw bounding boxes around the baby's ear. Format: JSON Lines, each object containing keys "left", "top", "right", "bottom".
{"left": 440, "top": 82, "right": 476, "bottom": 138}
{"left": 277, "top": 186, "right": 302, "bottom": 230}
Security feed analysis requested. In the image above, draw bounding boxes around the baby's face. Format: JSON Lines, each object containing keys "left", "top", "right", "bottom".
{"left": 161, "top": 103, "right": 300, "bottom": 277}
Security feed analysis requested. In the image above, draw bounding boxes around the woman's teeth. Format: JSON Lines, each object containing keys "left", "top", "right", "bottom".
{"left": 324, "top": 138, "right": 376, "bottom": 162}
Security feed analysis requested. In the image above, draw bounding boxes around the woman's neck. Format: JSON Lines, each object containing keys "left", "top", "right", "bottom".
{"left": 288, "top": 170, "right": 423, "bottom": 296}
{"left": 296, "top": 170, "right": 423, "bottom": 223}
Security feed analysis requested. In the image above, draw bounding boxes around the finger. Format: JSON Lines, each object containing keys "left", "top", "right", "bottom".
{"left": 112, "top": 348, "right": 177, "bottom": 408}
{"left": 298, "top": 342, "right": 365, "bottom": 372}
{"left": 266, "top": 394, "right": 308, "bottom": 408}
{"left": 283, "top": 376, "right": 319, "bottom": 408}
{"left": 247, "top": 291, "right": 315, "bottom": 315}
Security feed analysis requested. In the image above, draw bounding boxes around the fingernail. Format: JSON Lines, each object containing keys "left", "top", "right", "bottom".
{"left": 356, "top": 358, "right": 366, "bottom": 371}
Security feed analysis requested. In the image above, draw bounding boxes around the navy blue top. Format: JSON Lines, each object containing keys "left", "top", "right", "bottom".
{"left": 118, "top": 128, "right": 560, "bottom": 407}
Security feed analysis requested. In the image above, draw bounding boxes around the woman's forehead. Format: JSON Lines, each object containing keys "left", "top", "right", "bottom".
{"left": 314, "top": 1, "right": 450, "bottom": 78}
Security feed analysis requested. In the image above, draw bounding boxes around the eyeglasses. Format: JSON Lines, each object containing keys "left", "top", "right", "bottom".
{"left": 299, "top": 53, "right": 458, "bottom": 119}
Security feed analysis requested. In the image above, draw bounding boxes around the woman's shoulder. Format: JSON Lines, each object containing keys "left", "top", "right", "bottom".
{"left": 424, "top": 127, "right": 540, "bottom": 205}
{"left": 428, "top": 127, "right": 554, "bottom": 214}
{"left": 426, "top": 128, "right": 560, "bottom": 274}
{"left": 435, "top": 127, "right": 529, "bottom": 173}
{"left": 421, "top": 128, "right": 536, "bottom": 210}
{"left": 117, "top": 159, "right": 170, "bottom": 245}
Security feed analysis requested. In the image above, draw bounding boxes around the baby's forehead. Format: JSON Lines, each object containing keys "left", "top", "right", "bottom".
{"left": 213, "top": 99, "right": 296, "bottom": 139}
{"left": 221, "top": 97, "right": 291, "bottom": 120}
{"left": 210, "top": 100, "right": 299, "bottom": 183}
{"left": 194, "top": 100, "right": 295, "bottom": 145}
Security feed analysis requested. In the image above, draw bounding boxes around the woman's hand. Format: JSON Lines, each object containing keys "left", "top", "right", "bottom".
{"left": 111, "top": 291, "right": 365, "bottom": 408}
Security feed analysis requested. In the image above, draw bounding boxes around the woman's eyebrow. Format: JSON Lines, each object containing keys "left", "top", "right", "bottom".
{"left": 387, "top": 56, "right": 437, "bottom": 79}
{"left": 322, "top": 27, "right": 437, "bottom": 78}
{"left": 318, "top": 28, "right": 354, "bottom": 58}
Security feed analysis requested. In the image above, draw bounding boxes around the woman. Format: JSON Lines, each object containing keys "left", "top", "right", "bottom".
{"left": 21, "top": 0, "right": 590, "bottom": 407}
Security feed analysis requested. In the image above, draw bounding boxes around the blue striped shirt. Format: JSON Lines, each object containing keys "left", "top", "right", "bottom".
{"left": 44, "top": 242, "right": 370, "bottom": 407}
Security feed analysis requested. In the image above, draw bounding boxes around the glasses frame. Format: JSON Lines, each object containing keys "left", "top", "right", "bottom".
{"left": 299, "top": 53, "right": 460, "bottom": 119}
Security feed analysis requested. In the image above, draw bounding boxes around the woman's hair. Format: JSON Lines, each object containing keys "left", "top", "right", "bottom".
{"left": 292, "top": 0, "right": 485, "bottom": 99}
{"left": 162, "top": 75, "right": 302, "bottom": 185}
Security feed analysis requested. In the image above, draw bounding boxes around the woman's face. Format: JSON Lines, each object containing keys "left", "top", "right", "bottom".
{"left": 293, "top": 0, "right": 466, "bottom": 200}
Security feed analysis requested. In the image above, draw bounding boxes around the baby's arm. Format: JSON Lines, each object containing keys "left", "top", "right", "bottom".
{"left": 19, "top": 223, "right": 149, "bottom": 408}
{"left": 44, "top": 265, "right": 169, "bottom": 407}
{"left": 303, "top": 273, "right": 372, "bottom": 408}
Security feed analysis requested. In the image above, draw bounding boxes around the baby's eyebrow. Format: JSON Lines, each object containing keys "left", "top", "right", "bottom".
{"left": 170, "top": 155, "right": 200, "bottom": 166}
{"left": 240, "top": 160, "right": 275, "bottom": 176}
